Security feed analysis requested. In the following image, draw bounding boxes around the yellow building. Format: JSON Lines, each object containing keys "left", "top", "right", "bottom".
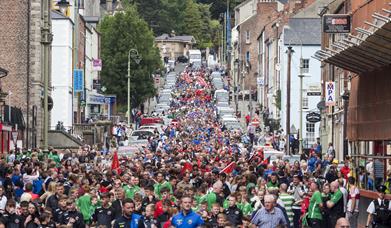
{"left": 155, "top": 34, "right": 196, "bottom": 61}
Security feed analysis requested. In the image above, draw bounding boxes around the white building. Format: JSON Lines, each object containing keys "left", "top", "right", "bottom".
{"left": 280, "top": 18, "right": 322, "bottom": 147}
{"left": 51, "top": 11, "right": 74, "bottom": 130}
{"left": 85, "top": 24, "right": 104, "bottom": 119}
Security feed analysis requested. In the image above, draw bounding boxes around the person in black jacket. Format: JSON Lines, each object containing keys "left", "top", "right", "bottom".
{"left": 46, "top": 183, "right": 64, "bottom": 211}
{"left": 92, "top": 192, "right": 115, "bottom": 227}
{"left": 111, "top": 188, "right": 126, "bottom": 219}
{"left": 62, "top": 198, "right": 85, "bottom": 228}
{"left": 224, "top": 195, "right": 243, "bottom": 226}
{"left": 2, "top": 200, "right": 24, "bottom": 228}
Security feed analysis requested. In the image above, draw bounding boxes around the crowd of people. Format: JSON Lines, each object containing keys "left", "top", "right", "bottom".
{"left": 0, "top": 66, "right": 389, "bottom": 228}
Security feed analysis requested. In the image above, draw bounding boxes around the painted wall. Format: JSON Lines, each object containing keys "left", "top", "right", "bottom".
{"left": 51, "top": 19, "right": 74, "bottom": 129}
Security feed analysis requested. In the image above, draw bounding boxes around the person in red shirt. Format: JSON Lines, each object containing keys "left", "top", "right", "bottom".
{"left": 154, "top": 187, "right": 174, "bottom": 218}
{"left": 340, "top": 160, "right": 351, "bottom": 180}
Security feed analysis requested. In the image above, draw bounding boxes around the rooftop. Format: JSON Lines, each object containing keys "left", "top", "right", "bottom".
{"left": 283, "top": 18, "right": 321, "bottom": 45}
{"left": 155, "top": 34, "right": 196, "bottom": 44}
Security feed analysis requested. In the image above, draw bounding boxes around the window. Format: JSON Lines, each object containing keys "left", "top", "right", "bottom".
{"left": 246, "top": 30, "right": 250, "bottom": 44}
{"left": 306, "top": 122, "right": 315, "bottom": 145}
{"left": 302, "top": 97, "right": 308, "bottom": 109}
{"left": 302, "top": 59, "right": 309, "bottom": 73}
{"left": 246, "top": 51, "right": 250, "bottom": 63}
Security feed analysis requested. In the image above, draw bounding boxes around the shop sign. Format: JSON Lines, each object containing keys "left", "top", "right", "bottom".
{"left": 323, "top": 14, "right": 351, "bottom": 33}
{"left": 11, "top": 131, "right": 18, "bottom": 145}
{"left": 257, "top": 77, "right": 264, "bottom": 86}
{"left": 93, "top": 59, "right": 102, "bottom": 71}
{"left": 306, "top": 112, "right": 321, "bottom": 123}
{"left": 73, "top": 69, "right": 84, "bottom": 92}
{"left": 307, "top": 84, "right": 321, "bottom": 96}
{"left": 325, "top": 81, "right": 335, "bottom": 106}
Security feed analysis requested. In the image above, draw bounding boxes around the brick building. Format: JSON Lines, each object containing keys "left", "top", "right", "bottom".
{"left": 0, "top": 0, "right": 48, "bottom": 149}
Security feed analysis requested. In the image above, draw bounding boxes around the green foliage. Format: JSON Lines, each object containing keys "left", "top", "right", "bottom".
{"left": 131, "top": 0, "right": 217, "bottom": 49}
{"left": 196, "top": 0, "right": 246, "bottom": 19}
{"left": 99, "top": 5, "right": 161, "bottom": 106}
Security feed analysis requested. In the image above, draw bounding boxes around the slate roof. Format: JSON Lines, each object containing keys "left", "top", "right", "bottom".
{"left": 283, "top": 18, "right": 321, "bottom": 45}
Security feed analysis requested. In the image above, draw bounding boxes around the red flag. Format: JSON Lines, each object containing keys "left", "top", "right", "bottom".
{"left": 111, "top": 151, "right": 121, "bottom": 174}
{"left": 220, "top": 162, "right": 236, "bottom": 174}
{"left": 180, "top": 162, "right": 193, "bottom": 175}
{"left": 257, "top": 156, "right": 271, "bottom": 167}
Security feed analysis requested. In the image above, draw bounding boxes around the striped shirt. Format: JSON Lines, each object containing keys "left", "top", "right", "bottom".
{"left": 251, "top": 207, "right": 287, "bottom": 228}
{"left": 279, "top": 193, "right": 294, "bottom": 226}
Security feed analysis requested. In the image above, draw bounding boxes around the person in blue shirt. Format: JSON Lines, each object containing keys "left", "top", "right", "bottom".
{"left": 171, "top": 196, "right": 204, "bottom": 228}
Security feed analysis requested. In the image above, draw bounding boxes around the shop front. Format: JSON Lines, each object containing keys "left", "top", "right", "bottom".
{"left": 86, "top": 92, "right": 105, "bottom": 120}
{"left": 314, "top": 0, "right": 391, "bottom": 224}
{"left": 0, "top": 123, "right": 12, "bottom": 154}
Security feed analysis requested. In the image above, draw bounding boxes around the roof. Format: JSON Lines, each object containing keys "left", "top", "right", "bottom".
{"left": 84, "top": 16, "right": 100, "bottom": 24}
{"left": 283, "top": 18, "right": 321, "bottom": 45}
{"left": 234, "top": 0, "right": 253, "bottom": 11}
{"left": 51, "top": 10, "right": 67, "bottom": 19}
{"left": 155, "top": 34, "right": 196, "bottom": 44}
{"left": 292, "top": 0, "right": 335, "bottom": 18}
{"left": 277, "top": 0, "right": 288, "bottom": 4}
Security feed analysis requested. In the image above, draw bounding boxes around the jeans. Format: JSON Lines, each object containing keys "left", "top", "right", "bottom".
{"left": 292, "top": 208, "right": 301, "bottom": 228}
{"left": 346, "top": 211, "right": 358, "bottom": 228}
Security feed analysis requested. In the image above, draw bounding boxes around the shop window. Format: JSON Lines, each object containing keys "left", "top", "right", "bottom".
{"left": 302, "top": 58, "right": 309, "bottom": 73}
{"left": 302, "top": 97, "right": 308, "bottom": 109}
{"left": 306, "top": 122, "right": 315, "bottom": 145}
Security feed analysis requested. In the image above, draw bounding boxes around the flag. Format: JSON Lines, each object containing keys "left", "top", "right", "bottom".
{"left": 258, "top": 156, "right": 271, "bottom": 167}
{"left": 111, "top": 151, "right": 121, "bottom": 174}
{"left": 220, "top": 162, "right": 236, "bottom": 174}
{"left": 181, "top": 162, "right": 193, "bottom": 175}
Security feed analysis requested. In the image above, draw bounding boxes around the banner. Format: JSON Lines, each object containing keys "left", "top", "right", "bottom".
{"left": 325, "top": 81, "right": 335, "bottom": 106}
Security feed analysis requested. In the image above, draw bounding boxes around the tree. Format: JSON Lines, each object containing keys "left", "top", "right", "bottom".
{"left": 99, "top": 6, "right": 161, "bottom": 107}
{"left": 196, "top": 0, "right": 245, "bottom": 19}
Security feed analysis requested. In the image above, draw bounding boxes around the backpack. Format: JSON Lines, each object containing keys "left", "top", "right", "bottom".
{"left": 373, "top": 199, "right": 391, "bottom": 225}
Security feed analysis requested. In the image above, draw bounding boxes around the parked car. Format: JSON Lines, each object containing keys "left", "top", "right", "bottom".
{"left": 177, "top": 55, "right": 188, "bottom": 63}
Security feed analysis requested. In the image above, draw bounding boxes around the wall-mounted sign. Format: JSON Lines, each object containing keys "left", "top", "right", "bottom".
{"left": 306, "top": 112, "right": 321, "bottom": 123}
{"left": 257, "top": 77, "right": 264, "bottom": 86}
{"left": 323, "top": 14, "right": 351, "bottom": 33}
{"left": 325, "top": 81, "right": 335, "bottom": 106}
{"left": 93, "top": 59, "right": 102, "bottom": 71}
{"left": 73, "top": 69, "right": 84, "bottom": 92}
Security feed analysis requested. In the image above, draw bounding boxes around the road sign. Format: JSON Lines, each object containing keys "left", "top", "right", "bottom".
{"left": 257, "top": 77, "right": 264, "bottom": 86}
{"left": 306, "top": 112, "right": 321, "bottom": 123}
{"left": 11, "top": 131, "right": 18, "bottom": 144}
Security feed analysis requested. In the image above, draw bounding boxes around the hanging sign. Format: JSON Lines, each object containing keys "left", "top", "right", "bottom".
{"left": 325, "top": 81, "right": 335, "bottom": 106}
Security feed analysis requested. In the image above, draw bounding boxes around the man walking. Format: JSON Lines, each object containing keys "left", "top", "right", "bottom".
{"left": 251, "top": 194, "right": 288, "bottom": 228}
{"left": 171, "top": 196, "right": 204, "bottom": 227}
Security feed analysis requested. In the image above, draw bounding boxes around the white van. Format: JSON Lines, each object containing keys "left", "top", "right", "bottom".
{"left": 188, "top": 49, "right": 202, "bottom": 66}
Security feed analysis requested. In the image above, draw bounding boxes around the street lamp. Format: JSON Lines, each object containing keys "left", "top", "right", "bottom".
{"left": 56, "top": 0, "right": 71, "bottom": 15}
{"left": 127, "top": 49, "right": 142, "bottom": 127}
{"left": 234, "top": 59, "right": 239, "bottom": 114}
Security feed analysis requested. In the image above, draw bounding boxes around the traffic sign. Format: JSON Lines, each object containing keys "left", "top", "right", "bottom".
{"left": 307, "top": 92, "right": 321, "bottom": 96}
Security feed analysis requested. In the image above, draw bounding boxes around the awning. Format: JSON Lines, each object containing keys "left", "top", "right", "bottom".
{"left": 313, "top": 8, "right": 391, "bottom": 74}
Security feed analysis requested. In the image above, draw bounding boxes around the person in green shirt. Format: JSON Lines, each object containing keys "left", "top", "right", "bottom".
{"left": 76, "top": 185, "right": 93, "bottom": 224}
{"left": 326, "top": 181, "right": 345, "bottom": 228}
{"left": 153, "top": 172, "right": 173, "bottom": 200}
{"left": 266, "top": 172, "right": 279, "bottom": 192}
{"left": 123, "top": 176, "right": 141, "bottom": 200}
{"left": 200, "top": 181, "right": 224, "bottom": 211}
{"left": 307, "top": 182, "right": 323, "bottom": 227}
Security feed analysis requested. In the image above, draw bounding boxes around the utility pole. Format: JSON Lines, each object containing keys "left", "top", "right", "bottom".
{"left": 299, "top": 58, "right": 304, "bottom": 155}
{"left": 286, "top": 46, "right": 293, "bottom": 155}
{"left": 41, "top": 0, "right": 53, "bottom": 152}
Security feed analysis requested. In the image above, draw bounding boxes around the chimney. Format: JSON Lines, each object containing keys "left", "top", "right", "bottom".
{"left": 107, "top": 0, "right": 113, "bottom": 14}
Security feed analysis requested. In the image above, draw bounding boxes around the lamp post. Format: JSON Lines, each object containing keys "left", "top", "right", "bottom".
{"left": 57, "top": 0, "right": 70, "bottom": 15}
{"left": 42, "top": 0, "right": 53, "bottom": 152}
{"left": 234, "top": 59, "right": 239, "bottom": 114}
{"left": 127, "top": 49, "right": 141, "bottom": 127}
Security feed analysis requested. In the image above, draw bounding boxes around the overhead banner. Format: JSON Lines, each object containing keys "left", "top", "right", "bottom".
{"left": 325, "top": 81, "right": 335, "bottom": 106}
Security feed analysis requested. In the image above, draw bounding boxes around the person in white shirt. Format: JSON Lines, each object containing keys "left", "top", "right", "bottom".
{"left": 366, "top": 185, "right": 391, "bottom": 228}
{"left": 346, "top": 177, "right": 359, "bottom": 228}
{"left": 0, "top": 186, "right": 7, "bottom": 212}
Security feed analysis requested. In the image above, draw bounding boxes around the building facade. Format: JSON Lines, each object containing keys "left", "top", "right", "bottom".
{"left": 155, "top": 34, "right": 196, "bottom": 61}
{"left": 51, "top": 11, "right": 74, "bottom": 130}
